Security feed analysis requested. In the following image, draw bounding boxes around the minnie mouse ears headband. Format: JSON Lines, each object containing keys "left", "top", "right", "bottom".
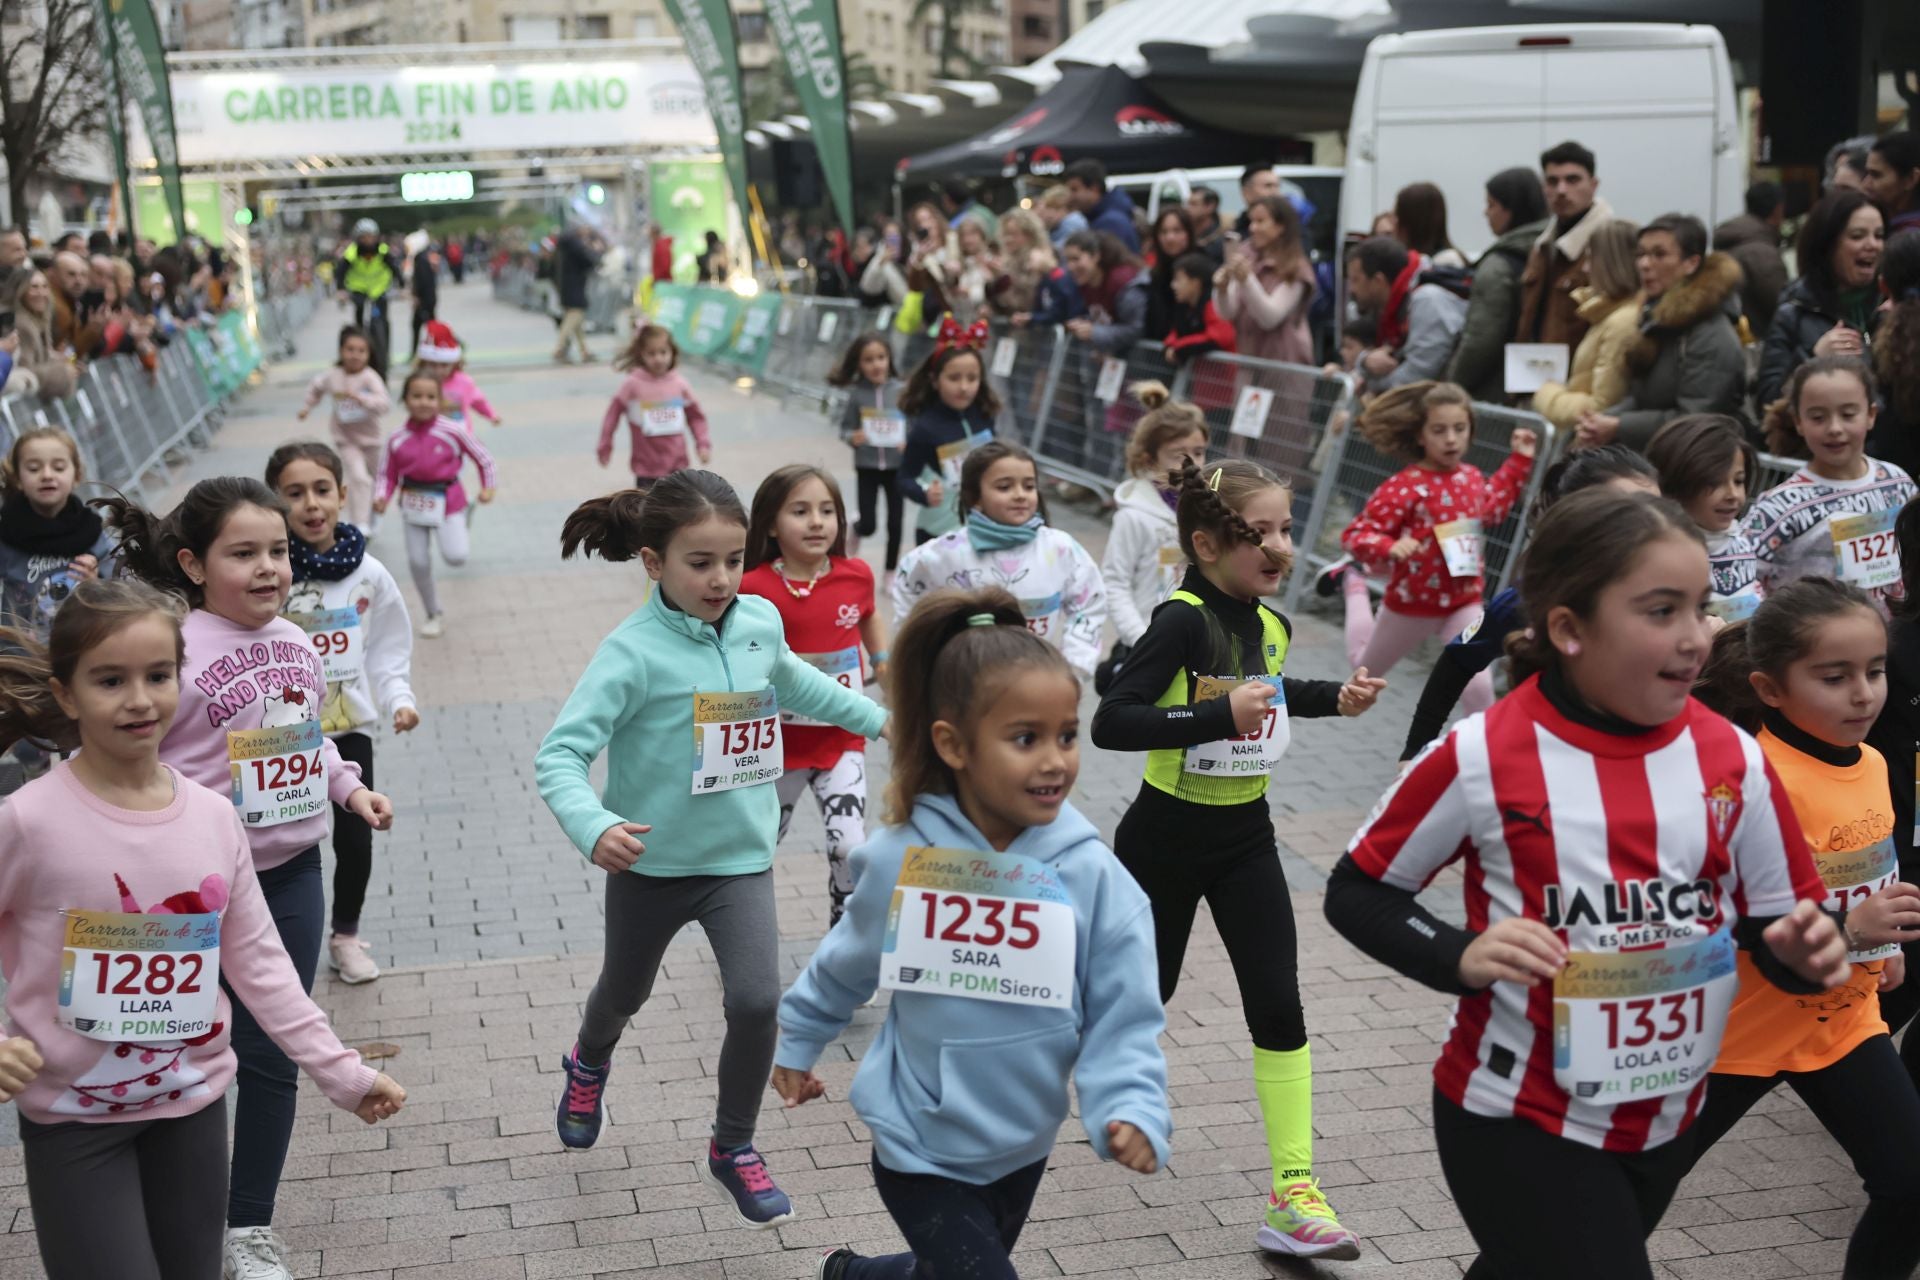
{"left": 933, "top": 314, "right": 989, "bottom": 356}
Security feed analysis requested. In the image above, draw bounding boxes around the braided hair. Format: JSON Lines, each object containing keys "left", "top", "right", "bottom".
{"left": 1174, "top": 458, "right": 1291, "bottom": 677}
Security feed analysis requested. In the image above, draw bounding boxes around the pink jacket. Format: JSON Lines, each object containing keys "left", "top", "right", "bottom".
{"left": 377, "top": 415, "right": 498, "bottom": 515}
{"left": 1215, "top": 253, "right": 1317, "bottom": 366}
{"left": 300, "top": 367, "right": 390, "bottom": 450}
{"left": 597, "top": 369, "right": 712, "bottom": 479}
{"left": 441, "top": 369, "right": 497, "bottom": 424}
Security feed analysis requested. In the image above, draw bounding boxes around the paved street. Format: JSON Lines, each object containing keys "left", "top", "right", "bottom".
{"left": 0, "top": 281, "right": 1870, "bottom": 1278}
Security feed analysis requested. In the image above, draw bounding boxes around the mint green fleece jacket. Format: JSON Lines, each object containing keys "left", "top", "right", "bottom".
{"left": 536, "top": 588, "right": 888, "bottom": 877}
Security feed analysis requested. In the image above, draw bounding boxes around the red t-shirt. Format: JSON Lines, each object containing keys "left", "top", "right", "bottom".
{"left": 740, "top": 557, "right": 876, "bottom": 770}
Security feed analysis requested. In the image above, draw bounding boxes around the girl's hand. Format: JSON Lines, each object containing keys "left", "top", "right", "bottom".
{"left": 1880, "top": 951, "right": 1906, "bottom": 994}
{"left": 0, "top": 1037, "right": 43, "bottom": 1103}
{"left": 489, "top": 416, "right": 503, "bottom": 429}
{"left": 1458, "top": 918, "right": 1567, "bottom": 990}
{"left": 772, "top": 1066, "right": 826, "bottom": 1108}
{"left": 1509, "top": 427, "right": 1538, "bottom": 459}
{"left": 1107, "top": 1121, "right": 1158, "bottom": 1174}
{"left": 697, "top": 447, "right": 712, "bottom": 465}
{"left": 592, "top": 821, "right": 651, "bottom": 873}
{"left": 924, "top": 480, "right": 945, "bottom": 507}
{"left": 1388, "top": 535, "right": 1422, "bottom": 562}
{"left": 596, "top": 447, "right": 612, "bottom": 467}
{"left": 1338, "top": 667, "right": 1387, "bottom": 717}
{"left": 1813, "top": 324, "right": 1863, "bottom": 358}
{"left": 1763, "top": 899, "right": 1851, "bottom": 989}
{"left": 478, "top": 487, "right": 497, "bottom": 504}
{"left": 871, "top": 659, "right": 888, "bottom": 687}
{"left": 297, "top": 406, "right": 310, "bottom": 421}
{"left": 850, "top": 430, "right": 869, "bottom": 447}
{"left": 347, "top": 789, "right": 394, "bottom": 831}
{"left": 354, "top": 1072, "right": 406, "bottom": 1124}
{"left": 1227, "top": 679, "right": 1278, "bottom": 735}
{"left": 69, "top": 554, "right": 99, "bottom": 580}
{"left": 372, "top": 498, "right": 389, "bottom": 515}
{"left": 1846, "top": 881, "right": 1920, "bottom": 948}
{"left": 392, "top": 707, "right": 420, "bottom": 734}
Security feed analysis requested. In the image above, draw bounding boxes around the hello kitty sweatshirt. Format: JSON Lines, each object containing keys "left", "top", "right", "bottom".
{"left": 160, "top": 610, "right": 365, "bottom": 870}
{"left": 0, "top": 763, "right": 378, "bottom": 1124}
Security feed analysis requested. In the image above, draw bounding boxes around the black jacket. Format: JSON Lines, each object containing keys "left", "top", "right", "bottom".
{"left": 554, "top": 231, "right": 601, "bottom": 309}
{"left": 1756, "top": 276, "right": 1875, "bottom": 411}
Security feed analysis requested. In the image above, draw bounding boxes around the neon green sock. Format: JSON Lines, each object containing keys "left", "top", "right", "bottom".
{"left": 1252, "top": 1044, "right": 1313, "bottom": 1195}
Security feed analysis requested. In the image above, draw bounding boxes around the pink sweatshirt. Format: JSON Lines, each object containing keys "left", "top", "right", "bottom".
{"left": 441, "top": 370, "right": 496, "bottom": 424}
{"left": 300, "top": 367, "right": 391, "bottom": 451}
{"left": 161, "top": 610, "right": 364, "bottom": 870}
{"left": 0, "top": 763, "right": 378, "bottom": 1124}
{"left": 597, "top": 369, "right": 712, "bottom": 479}
{"left": 376, "top": 414, "right": 498, "bottom": 516}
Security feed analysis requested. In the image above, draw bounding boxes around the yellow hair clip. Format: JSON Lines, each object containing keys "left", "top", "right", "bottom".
{"left": 1208, "top": 467, "right": 1224, "bottom": 492}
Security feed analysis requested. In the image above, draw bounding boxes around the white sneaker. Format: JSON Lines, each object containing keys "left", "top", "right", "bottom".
{"left": 419, "top": 614, "right": 444, "bottom": 639}
{"left": 328, "top": 934, "right": 380, "bottom": 984}
{"left": 224, "top": 1227, "right": 293, "bottom": 1280}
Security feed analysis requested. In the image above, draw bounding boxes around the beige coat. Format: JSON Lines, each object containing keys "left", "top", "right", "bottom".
{"left": 1532, "top": 287, "right": 1643, "bottom": 431}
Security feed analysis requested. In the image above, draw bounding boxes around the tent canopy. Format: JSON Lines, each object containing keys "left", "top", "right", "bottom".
{"left": 898, "top": 65, "right": 1306, "bottom": 184}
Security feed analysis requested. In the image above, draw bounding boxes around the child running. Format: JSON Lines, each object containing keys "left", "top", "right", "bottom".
{"left": 892, "top": 440, "right": 1106, "bottom": 679}
{"left": 1687, "top": 578, "right": 1920, "bottom": 1279}
{"left": 897, "top": 316, "right": 997, "bottom": 547}
{"left": 1092, "top": 458, "right": 1385, "bottom": 1260}
{"left": 1099, "top": 381, "right": 1208, "bottom": 690}
{"left": 1328, "top": 381, "right": 1535, "bottom": 715}
{"left": 269, "top": 442, "right": 419, "bottom": 986}
{"left": 296, "top": 325, "right": 390, "bottom": 529}
{"left": 1745, "top": 355, "right": 1916, "bottom": 614}
{"left": 1327, "top": 489, "right": 1851, "bottom": 1280}
{"left": 103, "top": 478, "right": 398, "bottom": 1279}
{"left": 827, "top": 330, "right": 907, "bottom": 570}
{"left": 739, "top": 464, "right": 888, "bottom": 927}
{"left": 597, "top": 323, "right": 712, "bottom": 492}
{"left": 0, "top": 579, "right": 404, "bottom": 1279}
{"left": 535, "top": 470, "right": 888, "bottom": 1228}
{"left": 413, "top": 321, "right": 501, "bottom": 429}
{"left": 1647, "top": 413, "right": 1760, "bottom": 607}
{"left": 777, "top": 587, "right": 1172, "bottom": 1280}
{"left": 374, "top": 368, "right": 498, "bottom": 639}
{"left": 1867, "top": 497, "right": 1920, "bottom": 1085}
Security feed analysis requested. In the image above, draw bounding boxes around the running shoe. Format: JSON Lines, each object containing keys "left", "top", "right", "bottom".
{"left": 817, "top": 1247, "right": 857, "bottom": 1279}
{"left": 223, "top": 1227, "right": 293, "bottom": 1279}
{"left": 1256, "top": 1179, "right": 1362, "bottom": 1260}
{"left": 418, "top": 614, "right": 445, "bottom": 639}
{"left": 554, "top": 1043, "right": 610, "bottom": 1149}
{"left": 1314, "top": 555, "right": 1354, "bottom": 598}
{"left": 701, "top": 1139, "right": 795, "bottom": 1228}
{"left": 327, "top": 934, "right": 380, "bottom": 984}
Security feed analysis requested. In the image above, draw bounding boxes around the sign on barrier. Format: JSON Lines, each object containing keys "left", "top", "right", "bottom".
{"left": 722, "top": 295, "right": 784, "bottom": 374}
{"left": 684, "top": 293, "right": 742, "bottom": 356}
{"left": 1230, "top": 387, "right": 1273, "bottom": 439}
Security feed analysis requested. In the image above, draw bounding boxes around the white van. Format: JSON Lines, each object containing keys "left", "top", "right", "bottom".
{"left": 1341, "top": 24, "right": 1744, "bottom": 260}
{"left": 1120, "top": 165, "right": 1345, "bottom": 260}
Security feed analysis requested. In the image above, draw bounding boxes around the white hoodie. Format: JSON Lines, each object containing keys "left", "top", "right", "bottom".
{"left": 284, "top": 552, "right": 417, "bottom": 737}
{"left": 1102, "top": 477, "right": 1184, "bottom": 646}
{"left": 892, "top": 525, "right": 1106, "bottom": 677}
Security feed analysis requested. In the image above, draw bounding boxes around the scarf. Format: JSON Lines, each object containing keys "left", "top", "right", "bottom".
{"left": 289, "top": 522, "right": 367, "bottom": 582}
{"left": 965, "top": 510, "right": 1045, "bottom": 553}
{"left": 1375, "top": 254, "right": 1425, "bottom": 353}
{"left": 0, "top": 495, "right": 103, "bottom": 559}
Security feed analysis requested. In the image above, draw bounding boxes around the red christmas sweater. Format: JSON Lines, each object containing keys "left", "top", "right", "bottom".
{"left": 1340, "top": 454, "right": 1532, "bottom": 617}
{"left": 739, "top": 557, "right": 876, "bottom": 770}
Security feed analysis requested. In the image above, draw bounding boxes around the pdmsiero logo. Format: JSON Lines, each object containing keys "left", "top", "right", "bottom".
{"left": 1028, "top": 145, "right": 1064, "bottom": 176}
{"left": 1115, "top": 105, "right": 1184, "bottom": 137}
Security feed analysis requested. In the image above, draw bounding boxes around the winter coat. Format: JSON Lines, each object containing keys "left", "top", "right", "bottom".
{"left": 1102, "top": 477, "right": 1182, "bottom": 646}
{"left": 10, "top": 309, "right": 73, "bottom": 400}
{"left": 1086, "top": 189, "right": 1142, "bottom": 253}
{"left": 1214, "top": 255, "right": 1316, "bottom": 366}
{"left": 1444, "top": 219, "right": 1546, "bottom": 401}
{"left": 1531, "top": 287, "right": 1643, "bottom": 430}
{"left": 1756, "top": 276, "right": 1877, "bottom": 412}
{"left": 1714, "top": 213, "right": 1788, "bottom": 334}
{"left": 555, "top": 231, "right": 600, "bottom": 310}
{"left": 856, "top": 251, "right": 908, "bottom": 308}
{"left": 1606, "top": 252, "right": 1749, "bottom": 451}
{"left": 1515, "top": 197, "right": 1618, "bottom": 350}
{"left": 1078, "top": 266, "right": 1149, "bottom": 355}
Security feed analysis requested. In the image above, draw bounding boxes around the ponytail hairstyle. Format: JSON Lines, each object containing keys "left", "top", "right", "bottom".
{"left": 899, "top": 344, "right": 1000, "bottom": 418}
{"left": 958, "top": 440, "right": 1048, "bottom": 522}
{"left": 99, "top": 477, "right": 289, "bottom": 606}
{"left": 883, "top": 587, "right": 1075, "bottom": 824}
{"left": 827, "top": 330, "right": 896, "bottom": 388}
{"left": 1124, "top": 380, "right": 1209, "bottom": 481}
{"left": 0, "top": 426, "right": 84, "bottom": 498}
{"left": 1763, "top": 353, "right": 1878, "bottom": 456}
{"left": 264, "top": 440, "right": 345, "bottom": 491}
{"left": 1645, "top": 414, "right": 1758, "bottom": 513}
{"left": 560, "top": 468, "right": 747, "bottom": 563}
{"left": 1535, "top": 443, "right": 1658, "bottom": 518}
{"left": 1506, "top": 490, "right": 1703, "bottom": 684}
{"left": 1694, "top": 577, "right": 1882, "bottom": 731}
{"left": 1358, "top": 380, "right": 1474, "bottom": 462}
{"left": 0, "top": 578, "right": 185, "bottom": 754}
{"left": 743, "top": 464, "right": 847, "bottom": 571}
{"left": 1875, "top": 229, "right": 1920, "bottom": 422}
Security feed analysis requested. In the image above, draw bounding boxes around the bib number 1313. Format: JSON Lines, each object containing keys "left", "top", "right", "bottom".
{"left": 718, "top": 718, "right": 777, "bottom": 754}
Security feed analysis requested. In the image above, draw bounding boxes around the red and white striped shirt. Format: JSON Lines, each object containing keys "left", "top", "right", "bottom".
{"left": 1348, "top": 677, "right": 1821, "bottom": 1152}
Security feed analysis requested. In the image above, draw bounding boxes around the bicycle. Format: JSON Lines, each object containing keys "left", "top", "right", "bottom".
{"left": 347, "top": 291, "right": 393, "bottom": 378}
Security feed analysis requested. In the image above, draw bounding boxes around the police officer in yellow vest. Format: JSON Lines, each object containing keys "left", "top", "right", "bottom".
{"left": 335, "top": 218, "right": 401, "bottom": 375}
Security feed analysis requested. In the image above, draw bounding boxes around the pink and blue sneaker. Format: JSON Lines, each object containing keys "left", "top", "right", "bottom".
{"left": 700, "top": 1139, "right": 795, "bottom": 1228}
{"left": 554, "top": 1043, "right": 610, "bottom": 1149}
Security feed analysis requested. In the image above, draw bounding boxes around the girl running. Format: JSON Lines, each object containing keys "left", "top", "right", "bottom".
{"left": 374, "top": 368, "right": 498, "bottom": 639}
{"left": 412, "top": 321, "right": 501, "bottom": 429}
{"left": 1330, "top": 381, "right": 1535, "bottom": 714}
{"left": 597, "top": 323, "right": 712, "bottom": 492}
{"left": 1327, "top": 489, "right": 1850, "bottom": 1280}
{"left": 1745, "top": 355, "right": 1916, "bottom": 614}
{"left": 1092, "top": 458, "right": 1385, "bottom": 1260}
{"left": 295, "top": 326, "right": 390, "bottom": 529}
{"left": 1687, "top": 578, "right": 1920, "bottom": 1280}
{"left": 268, "top": 442, "right": 419, "bottom": 986}
{"left": 739, "top": 464, "right": 888, "bottom": 928}
{"left": 102, "top": 478, "right": 398, "bottom": 1279}
{"left": 536, "top": 470, "right": 888, "bottom": 1228}
{"left": 1867, "top": 497, "right": 1920, "bottom": 1083}
{"left": 892, "top": 441, "right": 1105, "bottom": 679}
{"left": 1646, "top": 413, "right": 1760, "bottom": 606}
{"left": 897, "top": 317, "right": 997, "bottom": 547}
{"left": 0, "top": 427, "right": 113, "bottom": 643}
{"left": 777, "top": 587, "right": 1171, "bottom": 1280}
{"left": 827, "top": 330, "right": 907, "bottom": 571}
{"left": 0, "top": 579, "right": 403, "bottom": 1280}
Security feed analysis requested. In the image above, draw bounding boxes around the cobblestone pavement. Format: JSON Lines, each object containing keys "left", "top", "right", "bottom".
{"left": 0, "top": 282, "right": 1867, "bottom": 1277}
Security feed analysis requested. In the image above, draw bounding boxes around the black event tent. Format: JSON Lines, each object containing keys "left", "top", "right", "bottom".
{"left": 898, "top": 65, "right": 1307, "bottom": 184}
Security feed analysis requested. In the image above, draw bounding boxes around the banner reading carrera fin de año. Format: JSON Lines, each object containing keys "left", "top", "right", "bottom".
{"left": 661, "top": 0, "right": 752, "bottom": 237}
{"left": 763, "top": 0, "right": 854, "bottom": 235}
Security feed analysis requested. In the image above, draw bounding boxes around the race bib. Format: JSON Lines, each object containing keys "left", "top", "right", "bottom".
{"left": 334, "top": 397, "right": 368, "bottom": 424}
{"left": 227, "top": 720, "right": 327, "bottom": 828}
{"left": 691, "top": 690, "right": 782, "bottom": 793}
{"left": 936, "top": 430, "right": 991, "bottom": 488}
{"left": 783, "top": 648, "right": 861, "bottom": 729}
{"left": 1018, "top": 592, "right": 1062, "bottom": 640}
{"left": 1832, "top": 509, "right": 1900, "bottom": 590}
{"left": 631, "top": 398, "right": 689, "bottom": 438}
{"left": 287, "top": 607, "right": 364, "bottom": 682}
{"left": 880, "top": 845, "right": 1076, "bottom": 1008}
{"left": 398, "top": 485, "right": 446, "bottom": 529}
{"left": 1183, "top": 676, "right": 1289, "bottom": 776}
{"left": 1705, "top": 588, "right": 1762, "bottom": 623}
{"left": 859, "top": 407, "right": 907, "bottom": 451}
{"left": 1552, "top": 931, "right": 1737, "bottom": 1104}
{"left": 1435, "top": 519, "right": 1484, "bottom": 579}
{"left": 57, "top": 910, "right": 221, "bottom": 1042}
{"left": 1817, "top": 837, "right": 1901, "bottom": 963}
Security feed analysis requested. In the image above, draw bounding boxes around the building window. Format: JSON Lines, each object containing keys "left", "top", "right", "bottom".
{"left": 1022, "top": 15, "right": 1047, "bottom": 37}
{"left": 737, "top": 12, "right": 767, "bottom": 41}
{"left": 506, "top": 14, "right": 561, "bottom": 41}
{"left": 633, "top": 14, "right": 656, "bottom": 35}
{"left": 573, "top": 13, "right": 609, "bottom": 37}
{"left": 1085, "top": 0, "right": 1103, "bottom": 16}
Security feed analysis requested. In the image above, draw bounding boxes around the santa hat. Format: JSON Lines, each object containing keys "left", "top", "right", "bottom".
{"left": 418, "top": 321, "right": 462, "bottom": 363}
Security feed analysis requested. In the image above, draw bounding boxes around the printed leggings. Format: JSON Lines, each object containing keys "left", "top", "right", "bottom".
{"left": 842, "top": 1154, "right": 1048, "bottom": 1279}
{"left": 404, "top": 509, "right": 470, "bottom": 618}
{"left": 774, "top": 748, "right": 868, "bottom": 922}
{"left": 1343, "top": 578, "right": 1493, "bottom": 715}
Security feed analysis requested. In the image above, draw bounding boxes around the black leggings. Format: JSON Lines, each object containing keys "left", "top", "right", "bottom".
{"left": 1871, "top": 934, "right": 1920, "bottom": 1092}
{"left": 1113, "top": 783, "right": 1305, "bottom": 1052}
{"left": 330, "top": 732, "right": 375, "bottom": 934}
{"left": 1435, "top": 1089, "right": 1690, "bottom": 1280}
{"left": 855, "top": 466, "right": 904, "bottom": 570}
{"left": 1688, "top": 1036, "right": 1920, "bottom": 1279}
{"left": 843, "top": 1154, "right": 1047, "bottom": 1279}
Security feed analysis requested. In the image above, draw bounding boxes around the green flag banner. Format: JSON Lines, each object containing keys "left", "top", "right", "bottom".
{"left": 764, "top": 0, "right": 854, "bottom": 234}
{"left": 661, "top": 0, "right": 751, "bottom": 238}
{"left": 89, "top": 0, "right": 135, "bottom": 242}
{"left": 103, "top": 0, "right": 189, "bottom": 245}
{"left": 684, "top": 290, "right": 744, "bottom": 357}
{"left": 721, "top": 294, "right": 784, "bottom": 373}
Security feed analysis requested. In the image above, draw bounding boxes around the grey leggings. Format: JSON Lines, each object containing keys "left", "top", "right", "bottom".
{"left": 404, "top": 508, "right": 470, "bottom": 618}
{"left": 576, "top": 869, "right": 779, "bottom": 1148}
{"left": 20, "top": 1102, "right": 228, "bottom": 1279}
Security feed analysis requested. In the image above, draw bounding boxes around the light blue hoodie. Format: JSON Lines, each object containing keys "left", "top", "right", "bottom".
{"left": 775, "top": 793, "right": 1172, "bottom": 1184}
